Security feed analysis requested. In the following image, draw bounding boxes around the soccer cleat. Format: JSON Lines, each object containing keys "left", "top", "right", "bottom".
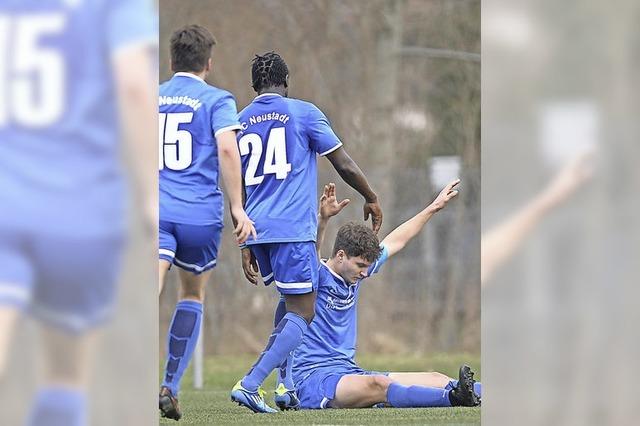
{"left": 274, "top": 383, "right": 300, "bottom": 411}
{"left": 230, "top": 380, "right": 277, "bottom": 413}
{"left": 159, "top": 386, "right": 182, "bottom": 421}
{"left": 448, "top": 365, "right": 481, "bottom": 407}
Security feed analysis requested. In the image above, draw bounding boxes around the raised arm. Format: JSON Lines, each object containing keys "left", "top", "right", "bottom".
{"left": 481, "top": 150, "right": 593, "bottom": 285}
{"left": 316, "top": 183, "right": 350, "bottom": 257}
{"left": 217, "top": 131, "right": 257, "bottom": 244}
{"left": 381, "top": 179, "right": 460, "bottom": 258}
{"left": 326, "top": 147, "right": 382, "bottom": 234}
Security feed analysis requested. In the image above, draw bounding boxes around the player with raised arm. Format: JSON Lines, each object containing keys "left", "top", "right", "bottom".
{"left": 230, "top": 52, "right": 383, "bottom": 413}
{"left": 158, "top": 25, "right": 256, "bottom": 421}
{"left": 289, "top": 181, "right": 482, "bottom": 410}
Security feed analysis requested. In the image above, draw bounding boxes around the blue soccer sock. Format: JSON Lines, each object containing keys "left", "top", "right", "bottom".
{"left": 273, "top": 298, "right": 295, "bottom": 390}
{"left": 27, "top": 387, "right": 87, "bottom": 426}
{"left": 242, "top": 311, "right": 307, "bottom": 392}
{"left": 387, "top": 382, "right": 452, "bottom": 408}
{"left": 445, "top": 379, "right": 482, "bottom": 397}
{"left": 162, "top": 300, "right": 203, "bottom": 396}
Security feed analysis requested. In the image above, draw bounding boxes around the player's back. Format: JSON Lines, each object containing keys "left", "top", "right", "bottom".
{"left": 0, "top": 0, "right": 154, "bottom": 236}
{"left": 238, "top": 94, "right": 342, "bottom": 244}
{"left": 159, "top": 74, "right": 241, "bottom": 225}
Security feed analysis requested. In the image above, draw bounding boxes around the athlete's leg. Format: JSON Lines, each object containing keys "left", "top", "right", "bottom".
{"left": 26, "top": 233, "right": 123, "bottom": 426}
{"left": 27, "top": 328, "right": 96, "bottom": 426}
{"left": 234, "top": 243, "right": 317, "bottom": 413}
{"left": 273, "top": 297, "right": 292, "bottom": 388}
{"left": 387, "top": 372, "right": 453, "bottom": 388}
{"left": 158, "top": 260, "right": 171, "bottom": 295}
{"left": 332, "top": 372, "right": 467, "bottom": 409}
{"left": 160, "top": 268, "right": 211, "bottom": 397}
{"left": 0, "top": 306, "right": 20, "bottom": 378}
{"left": 240, "top": 292, "right": 313, "bottom": 391}
{"left": 283, "top": 292, "right": 315, "bottom": 323}
{"left": 331, "top": 374, "right": 393, "bottom": 408}
{"left": 177, "top": 268, "right": 211, "bottom": 302}
{"left": 0, "top": 230, "right": 34, "bottom": 378}
{"left": 158, "top": 220, "right": 177, "bottom": 295}
{"left": 240, "top": 242, "right": 317, "bottom": 392}
{"left": 389, "top": 371, "right": 482, "bottom": 396}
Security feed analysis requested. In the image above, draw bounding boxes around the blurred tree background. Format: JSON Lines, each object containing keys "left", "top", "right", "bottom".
{"left": 159, "top": 0, "right": 480, "bottom": 356}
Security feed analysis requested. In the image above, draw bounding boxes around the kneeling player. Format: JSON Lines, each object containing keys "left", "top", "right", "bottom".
{"left": 289, "top": 181, "right": 481, "bottom": 409}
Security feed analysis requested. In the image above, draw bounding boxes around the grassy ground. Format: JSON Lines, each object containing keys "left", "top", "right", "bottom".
{"left": 160, "top": 353, "right": 480, "bottom": 425}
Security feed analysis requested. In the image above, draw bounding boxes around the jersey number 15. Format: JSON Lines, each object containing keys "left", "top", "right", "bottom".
{"left": 159, "top": 112, "right": 193, "bottom": 171}
{"left": 239, "top": 127, "right": 291, "bottom": 185}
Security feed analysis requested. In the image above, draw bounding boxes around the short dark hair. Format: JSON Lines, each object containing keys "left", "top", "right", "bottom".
{"left": 332, "top": 222, "right": 382, "bottom": 264}
{"left": 170, "top": 25, "right": 216, "bottom": 73}
{"left": 251, "top": 51, "right": 289, "bottom": 93}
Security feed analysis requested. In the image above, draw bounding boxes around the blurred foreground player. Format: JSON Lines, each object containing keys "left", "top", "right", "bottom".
{"left": 158, "top": 25, "right": 255, "bottom": 420}
{"left": 289, "top": 181, "right": 482, "bottom": 410}
{"left": 0, "top": 0, "right": 156, "bottom": 425}
{"left": 230, "top": 52, "right": 383, "bottom": 413}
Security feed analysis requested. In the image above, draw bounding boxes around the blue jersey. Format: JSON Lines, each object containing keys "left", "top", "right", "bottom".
{"left": 238, "top": 94, "right": 343, "bottom": 244}
{"left": 292, "top": 245, "right": 389, "bottom": 380}
{"left": 159, "top": 74, "right": 242, "bottom": 225}
{"left": 0, "top": 0, "right": 155, "bottom": 237}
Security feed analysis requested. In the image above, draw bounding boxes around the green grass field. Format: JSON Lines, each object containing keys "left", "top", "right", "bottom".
{"left": 160, "top": 353, "right": 480, "bottom": 425}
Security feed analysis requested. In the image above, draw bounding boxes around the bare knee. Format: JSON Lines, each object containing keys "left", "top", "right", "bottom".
{"left": 429, "top": 371, "right": 453, "bottom": 387}
{"left": 178, "top": 269, "right": 210, "bottom": 302}
{"left": 179, "top": 282, "right": 204, "bottom": 301}
{"left": 370, "top": 375, "right": 393, "bottom": 399}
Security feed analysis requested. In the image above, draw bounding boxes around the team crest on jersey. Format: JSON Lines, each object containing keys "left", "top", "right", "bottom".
{"left": 325, "top": 285, "right": 357, "bottom": 311}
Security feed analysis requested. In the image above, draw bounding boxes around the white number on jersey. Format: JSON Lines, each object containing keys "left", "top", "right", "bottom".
{"left": 0, "top": 14, "right": 66, "bottom": 127}
{"left": 238, "top": 127, "right": 291, "bottom": 185}
{"left": 159, "top": 112, "right": 194, "bottom": 171}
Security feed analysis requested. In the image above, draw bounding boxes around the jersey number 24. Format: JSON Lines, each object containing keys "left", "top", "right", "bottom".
{"left": 238, "top": 127, "right": 291, "bottom": 185}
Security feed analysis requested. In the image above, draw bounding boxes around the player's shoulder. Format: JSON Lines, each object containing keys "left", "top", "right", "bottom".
{"left": 287, "top": 97, "right": 323, "bottom": 114}
{"left": 200, "top": 84, "right": 236, "bottom": 104}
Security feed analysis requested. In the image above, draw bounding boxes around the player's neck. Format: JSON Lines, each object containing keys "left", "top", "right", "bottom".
{"left": 325, "top": 258, "right": 340, "bottom": 274}
{"left": 258, "top": 86, "right": 287, "bottom": 97}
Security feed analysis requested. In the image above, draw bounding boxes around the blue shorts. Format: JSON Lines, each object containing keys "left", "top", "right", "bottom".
{"left": 250, "top": 242, "right": 319, "bottom": 295}
{"left": 0, "top": 226, "right": 124, "bottom": 333}
{"left": 295, "top": 365, "right": 389, "bottom": 409}
{"left": 159, "top": 220, "right": 222, "bottom": 274}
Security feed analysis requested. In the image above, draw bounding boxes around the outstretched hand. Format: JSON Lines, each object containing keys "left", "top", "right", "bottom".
{"left": 430, "top": 179, "right": 460, "bottom": 212}
{"left": 320, "top": 183, "right": 350, "bottom": 219}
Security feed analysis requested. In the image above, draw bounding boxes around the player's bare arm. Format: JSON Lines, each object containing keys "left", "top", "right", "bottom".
{"left": 316, "top": 183, "right": 350, "bottom": 256}
{"left": 217, "top": 131, "right": 257, "bottom": 244}
{"left": 381, "top": 179, "right": 460, "bottom": 258}
{"left": 325, "top": 147, "right": 383, "bottom": 233}
{"left": 113, "top": 45, "right": 158, "bottom": 235}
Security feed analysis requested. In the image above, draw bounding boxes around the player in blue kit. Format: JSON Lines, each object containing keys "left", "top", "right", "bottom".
{"left": 0, "top": 0, "right": 156, "bottom": 424}
{"left": 230, "top": 52, "right": 383, "bottom": 413}
{"left": 158, "top": 25, "right": 256, "bottom": 421}
{"left": 290, "top": 181, "right": 482, "bottom": 410}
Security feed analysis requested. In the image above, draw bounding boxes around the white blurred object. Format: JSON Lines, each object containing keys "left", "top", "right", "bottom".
{"left": 539, "top": 101, "right": 599, "bottom": 169}
{"left": 393, "top": 106, "right": 428, "bottom": 132}
{"left": 483, "top": 8, "right": 534, "bottom": 49}
{"left": 429, "top": 156, "right": 461, "bottom": 189}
